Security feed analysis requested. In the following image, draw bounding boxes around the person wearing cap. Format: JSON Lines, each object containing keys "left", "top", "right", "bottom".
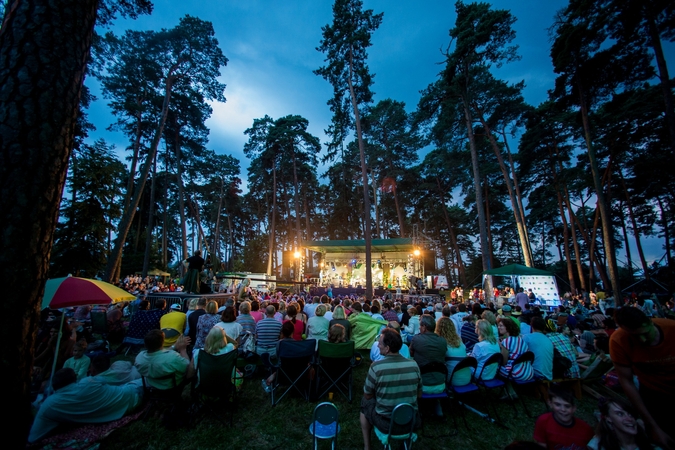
{"left": 160, "top": 303, "right": 187, "bottom": 348}
{"left": 500, "top": 304, "right": 520, "bottom": 327}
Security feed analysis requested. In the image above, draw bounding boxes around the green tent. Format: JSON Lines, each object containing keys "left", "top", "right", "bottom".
{"left": 482, "top": 264, "right": 553, "bottom": 277}
{"left": 349, "top": 313, "right": 387, "bottom": 350}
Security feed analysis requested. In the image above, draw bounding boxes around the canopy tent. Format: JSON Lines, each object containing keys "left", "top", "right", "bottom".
{"left": 482, "top": 264, "right": 560, "bottom": 306}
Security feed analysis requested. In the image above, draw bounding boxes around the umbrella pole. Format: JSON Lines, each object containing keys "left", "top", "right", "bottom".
{"left": 47, "top": 310, "right": 67, "bottom": 394}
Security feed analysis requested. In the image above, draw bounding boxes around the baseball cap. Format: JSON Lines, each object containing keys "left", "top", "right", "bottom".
{"left": 502, "top": 305, "right": 512, "bottom": 312}
{"left": 170, "top": 303, "right": 182, "bottom": 311}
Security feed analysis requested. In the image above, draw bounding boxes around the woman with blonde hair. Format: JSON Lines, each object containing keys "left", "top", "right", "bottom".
{"left": 329, "top": 305, "right": 351, "bottom": 340}
{"left": 402, "top": 305, "right": 420, "bottom": 337}
{"left": 481, "top": 309, "right": 499, "bottom": 338}
{"left": 307, "top": 304, "right": 329, "bottom": 343}
{"left": 436, "top": 317, "right": 467, "bottom": 384}
{"left": 471, "top": 319, "right": 501, "bottom": 380}
{"left": 187, "top": 327, "right": 237, "bottom": 385}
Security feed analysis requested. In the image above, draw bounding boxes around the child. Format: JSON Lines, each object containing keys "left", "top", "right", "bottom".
{"left": 63, "top": 342, "right": 90, "bottom": 381}
{"left": 533, "top": 385, "right": 594, "bottom": 449}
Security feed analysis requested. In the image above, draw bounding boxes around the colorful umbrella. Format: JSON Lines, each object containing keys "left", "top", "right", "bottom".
{"left": 42, "top": 276, "right": 137, "bottom": 310}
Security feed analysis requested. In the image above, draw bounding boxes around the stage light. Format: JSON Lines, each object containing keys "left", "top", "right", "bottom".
{"left": 414, "top": 249, "right": 420, "bottom": 256}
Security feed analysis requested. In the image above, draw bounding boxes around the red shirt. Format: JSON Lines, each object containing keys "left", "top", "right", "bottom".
{"left": 533, "top": 412, "right": 594, "bottom": 450}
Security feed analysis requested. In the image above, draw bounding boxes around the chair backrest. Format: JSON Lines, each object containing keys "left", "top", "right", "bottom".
{"left": 477, "top": 352, "right": 502, "bottom": 381}
{"left": 507, "top": 350, "right": 534, "bottom": 379}
{"left": 388, "top": 403, "right": 416, "bottom": 439}
{"left": 278, "top": 339, "right": 317, "bottom": 359}
{"left": 90, "top": 311, "right": 107, "bottom": 334}
{"left": 313, "top": 401, "right": 339, "bottom": 427}
{"left": 318, "top": 340, "right": 354, "bottom": 359}
{"left": 449, "top": 356, "right": 477, "bottom": 386}
{"left": 196, "top": 349, "right": 237, "bottom": 394}
{"left": 419, "top": 361, "right": 448, "bottom": 376}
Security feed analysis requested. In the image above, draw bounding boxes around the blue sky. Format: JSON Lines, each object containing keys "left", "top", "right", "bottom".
{"left": 86, "top": 0, "right": 674, "bottom": 264}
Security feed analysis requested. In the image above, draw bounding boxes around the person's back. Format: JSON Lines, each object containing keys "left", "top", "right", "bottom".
{"left": 410, "top": 315, "right": 448, "bottom": 387}
{"left": 523, "top": 317, "right": 554, "bottom": 380}
{"left": 134, "top": 330, "right": 189, "bottom": 390}
{"left": 29, "top": 368, "right": 142, "bottom": 443}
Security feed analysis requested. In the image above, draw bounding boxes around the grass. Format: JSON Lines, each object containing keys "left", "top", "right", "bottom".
{"left": 98, "top": 352, "right": 601, "bottom": 450}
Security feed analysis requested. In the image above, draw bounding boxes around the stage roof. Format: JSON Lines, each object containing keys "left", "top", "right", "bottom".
{"left": 302, "top": 238, "right": 415, "bottom": 253}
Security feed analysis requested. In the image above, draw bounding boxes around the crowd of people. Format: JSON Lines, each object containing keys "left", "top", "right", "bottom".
{"left": 29, "top": 283, "right": 675, "bottom": 449}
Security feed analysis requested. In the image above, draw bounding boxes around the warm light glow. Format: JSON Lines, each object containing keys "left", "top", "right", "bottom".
{"left": 413, "top": 249, "right": 420, "bottom": 256}
{"left": 294, "top": 251, "right": 301, "bottom": 258}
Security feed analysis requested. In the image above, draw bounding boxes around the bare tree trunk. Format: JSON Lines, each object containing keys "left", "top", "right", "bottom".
{"left": 619, "top": 171, "right": 650, "bottom": 280}
{"left": 372, "top": 172, "right": 380, "bottom": 238}
{"left": 142, "top": 152, "right": 157, "bottom": 276}
{"left": 213, "top": 176, "right": 224, "bottom": 259}
{"left": 437, "top": 177, "right": 467, "bottom": 287}
{"left": 618, "top": 201, "right": 634, "bottom": 282}
{"left": 174, "top": 120, "right": 188, "bottom": 261}
{"left": 267, "top": 164, "right": 277, "bottom": 275}
{"left": 0, "top": 1, "right": 98, "bottom": 443}
{"left": 549, "top": 151, "right": 577, "bottom": 294}
{"left": 104, "top": 74, "right": 177, "bottom": 282}
{"left": 578, "top": 82, "right": 621, "bottom": 296}
{"left": 348, "top": 47, "right": 372, "bottom": 300}
{"left": 484, "top": 177, "right": 494, "bottom": 268}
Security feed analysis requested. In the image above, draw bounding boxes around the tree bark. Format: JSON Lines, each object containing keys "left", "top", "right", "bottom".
{"left": 104, "top": 74, "right": 176, "bottom": 282}
{"left": 267, "top": 163, "right": 277, "bottom": 275}
{"left": 619, "top": 171, "right": 650, "bottom": 280}
{"left": 142, "top": 152, "right": 157, "bottom": 276}
{"left": 0, "top": 1, "right": 99, "bottom": 444}
{"left": 173, "top": 119, "right": 188, "bottom": 262}
{"left": 348, "top": 47, "right": 372, "bottom": 300}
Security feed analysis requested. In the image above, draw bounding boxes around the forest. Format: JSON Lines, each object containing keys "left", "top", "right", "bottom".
{"left": 42, "top": 0, "right": 675, "bottom": 298}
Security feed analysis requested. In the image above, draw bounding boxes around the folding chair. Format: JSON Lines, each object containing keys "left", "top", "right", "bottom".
{"left": 262, "top": 339, "right": 316, "bottom": 406}
{"left": 447, "top": 356, "right": 478, "bottom": 429}
{"left": 374, "top": 403, "right": 417, "bottom": 450}
{"left": 191, "top": 350, "right": 238, "bottom": 426}
{"left": 90, "top": 311, "right": 108, "bottom": 337}
{"left": 309, "top": 402, "right": 339, "bottom": 450}
{"left": 475, "top": 352, "right": 506, "bottom": 424}
{"left": 315, "top": 340, "right": 361, "bottom": 402}
{"left": 503, "top": 351, "right": 536, "bottom": 416}
{"left": 141, "top": 372, "right": 179, "bottom": 419}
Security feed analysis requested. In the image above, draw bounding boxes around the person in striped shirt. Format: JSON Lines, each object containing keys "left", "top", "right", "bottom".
{"left": 360, "top": 328, "right": 422, "bottom": 450}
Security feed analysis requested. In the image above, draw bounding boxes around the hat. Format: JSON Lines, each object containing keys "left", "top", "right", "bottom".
{"left": 170, "top": 303, "right": 182, "bottom": 311}
{"left": 502, "top": 305, "right": 512, "bottom": 312}
{"left": 512, "top": 311, "right": 522, "bottom": 316}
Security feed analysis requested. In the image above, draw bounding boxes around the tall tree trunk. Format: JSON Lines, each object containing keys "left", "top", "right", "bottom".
{"left": 476, "top": 113, "right": 533, "bottom": 266}
{"left": 484, "top": 177, "right": 494, "bottom": 268}
{"left": 162, "top": 145, "right": 169, "bottom": 267}
{"left": 619, "top": 171, "right": 650, "bottom": 280}
{"left": 104, "top": 74, "right": 177, "bottom": 282}
{"left": 462, "top": 98, "right": 491, "bottom": 270}
{"left": 578, "top": 81, "right": 621, "bottom": 296}
{"left": 561, "top": 188, "right": 587, "bottom": 291}
{"left": 372, "top": 173, "right": 381, "bottom": 238}
{"left": 437, "top": 177, "right": 467, "bottom": 287}
{"left": 657, "top": 197, "right": 673, "bottom": 269}
{"left": 348, "top": 47, "right": 372, "bottom": 300}
{"left": 213, "top": 176, "right": 224, "bottom": 260}
{"left": 618, "top": 201, "right": 635, "bottom": 282}
{"left": 303, "top": 185, "right": 313, "bottom": 272}
{"left": 174, "top": 119, "right": 188, "bottom": 262}
{"left": 386, "top": 159, "right": 406, "bottom": 237}
{"left": 0, "top": 1, "right": 98, "bottom": 444}
{"left": 120, "top": 110, "right": 143, "bottom": 219}
{"left": 549, "top": 151, "right": 577, "bottom": 293}
{"left": 644, "top": 7, "right": 675, "bottom": 155}
{"left": 142, "top": 152, "right": 157, "bottom": 276}
{"left": 267, "top": 164, "right": 277, "bottom": 275}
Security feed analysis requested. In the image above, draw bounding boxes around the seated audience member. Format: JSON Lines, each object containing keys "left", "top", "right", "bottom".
{"left": 256, "top": 305, "right": 283, "bottom": 357}
{"left": 545, "top": 325, "right": 581, "bottom": 379}
{"left": 410, "top": 314, "right": 448, "bottom": 417}
{"left": 306, "top": 304, "right": 330, "bottom": 343}
{"left": 63, "top": 342, "right": 90, "bottom": 381}
{"left": 187, "top": 327, "right": 237, "bottom": 387}
{"left": 522, "top": 317, "right": 554, "bottom": 380}
{"left": 91, "top": 355, "right": 140, "bottom": 386}
{"left": 460, "top": 313, "right": 480, "bottom": 352}
{"left": 360, "top": 328, "right": 422, "bottom": 450}
{"left": 261, "top": 321, "right": 296, "bottom": 393}
{"left": 194, "top": 300, "right": 220, "bottom": 349}
{"left": 471, "top": 319, "right": 501, "bottom": 380}
{"left": 533, "top": 385, "right": 594, "bottom": 450}
{"left": 134, "top": 330, "right": 190, "bottom": 391}
{"left": 329, "top": 305, "right": 351, "bottom": 341}
{"left": 159, "top": 303, "right": 187, "bottom": 348}
{"left": 588, "top": 397, "right": 658, "bottom": 450}
{"left": 29, "top": 368, "right": 143, "bottom": 443}
{"left": 436, "top": 316, "right": 468, "bottom": 385}
{"left": 215, "top": 305, "right": 243, "bottom": 342}
{"left": 236, "top": 300, "right": 257, "bottom": 336}
{"left": 284, "top": 304, "right": 305, "bottom": 341}
{"left": 328, "top": 323, "right": 347, "bottom": 344}
{"left": 370, "top": 322, "right": 410, "bottom": 361}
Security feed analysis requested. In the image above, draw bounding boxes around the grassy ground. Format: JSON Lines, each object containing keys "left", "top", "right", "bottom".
{"left": 98, "top": 352, "right": 600, "bottom": 450}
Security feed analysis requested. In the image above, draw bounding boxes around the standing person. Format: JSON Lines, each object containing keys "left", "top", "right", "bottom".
{"left": 183, "top": 250, "right": 205, "bottom": 294}
{"left": 360, "top": 328, "right": 422, "bottom": 450}
{"left": 516, "top": 288, "right": 529, "bottom": 311}
{"left": 610, "top": 307, "right": 675, "bottom": 449}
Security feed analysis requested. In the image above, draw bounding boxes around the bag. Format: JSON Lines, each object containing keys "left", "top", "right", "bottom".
{"left": 238, "top": 331, "right": 256, "bottom": 356}
{"left": 552, "top": 347, "right": 572, "bottom": 379}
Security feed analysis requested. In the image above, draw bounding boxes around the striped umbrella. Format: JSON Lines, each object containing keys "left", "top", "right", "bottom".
{"left": 42, "top": 276, "right": 136, "bottom": 310}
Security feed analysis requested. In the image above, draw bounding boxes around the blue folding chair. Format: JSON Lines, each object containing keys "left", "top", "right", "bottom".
{"left": 309, "top": 402, "right": 339, "bottom": 450}
{"left": 261, "top": 339, "right": 316, "bottom": 406}
{"left": 503, "top": 351, "right": 536, "bottom": 416}
{"left": 475, "top": 352, "right": 506, "bottom": 424}
{"left": 374, "top": 403, "right": 418, "bottom": 450}
{"left": 447, "top": 356, "right": 479, "bottom": 429}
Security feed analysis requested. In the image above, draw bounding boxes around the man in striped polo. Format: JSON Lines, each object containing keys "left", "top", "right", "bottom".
{"left": 255, "top": 305, "right": 282, "bottom": 358}
{"left": 360, "top": 328, "right": 422, "bottom": 450}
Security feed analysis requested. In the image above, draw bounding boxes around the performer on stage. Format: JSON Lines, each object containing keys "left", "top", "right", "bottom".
{"left": 183, "top": 250, "right": 205, "bottom": 294}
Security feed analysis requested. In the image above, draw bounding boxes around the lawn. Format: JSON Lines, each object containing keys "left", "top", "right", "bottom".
{"left": 98, "top": 353, "right": 600, "bottom": 450}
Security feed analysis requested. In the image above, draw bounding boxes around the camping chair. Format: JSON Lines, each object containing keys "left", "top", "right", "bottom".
{"left": 315, "top": 340, "right": 361, "bottom": 402}
{"left": 579, "top": 355, "right": 618, "bottom": 401}
{"left": 141, "top": 372, "right": 179, "bottom": 419}
{"left": 374, "top": 403, "right": 418, "bottom": 450}
{"left": 447, "top": 356, "right": 479, "bottom": 430}
{"left": 309, "top": 402, "right": 340, "bottom": 450}
{"left": 502, "top": 351, "right": 536, "bottom": 416}
{"left": 90, "top": 311, "right": 108, "bottom": 337}
{"left": 475, "top": 352, "right": 506, "bottom": 424}
{"left": 191, "top": 350, "right": 238, "bottom": 426}
{"left": 261, "top": 339, "right": 316, "bottom": 406}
